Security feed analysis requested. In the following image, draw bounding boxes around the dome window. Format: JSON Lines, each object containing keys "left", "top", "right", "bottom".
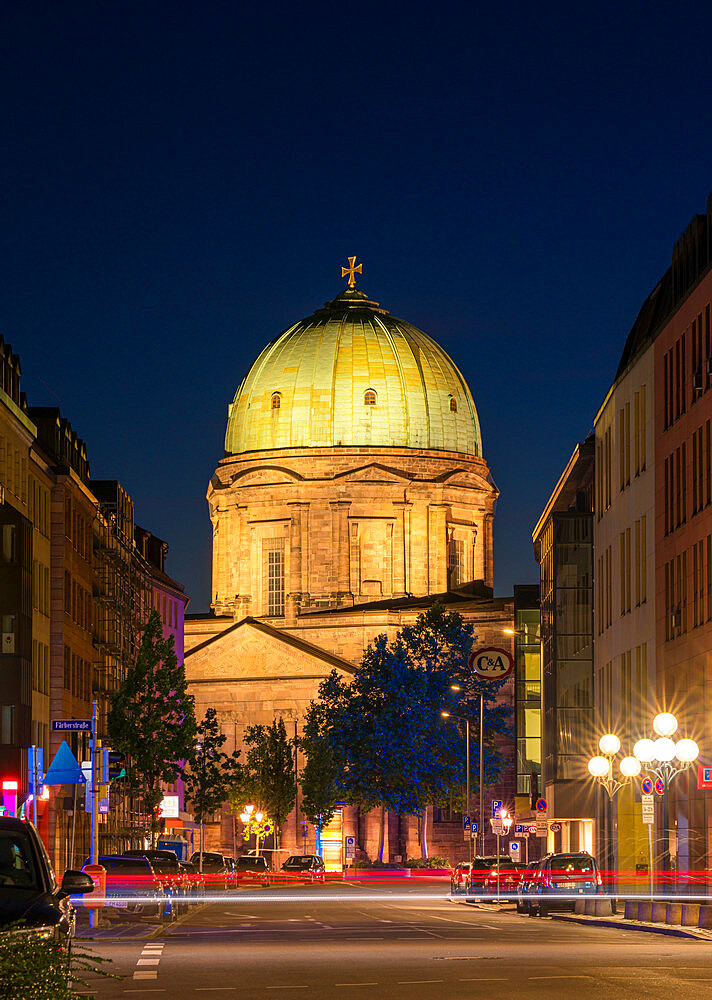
{"left": 364, "top": 389, "right": 377, "bottom": 406}
{"left": 449, "top": 396, "right": 458, "bottom": 413}
{"left": 271, "top": 392, "right": 281, "bottom": 410}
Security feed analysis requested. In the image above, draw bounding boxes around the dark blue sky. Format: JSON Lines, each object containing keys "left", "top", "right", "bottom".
{"left": 2, "top": 2, "right": 711, "bottom": 609}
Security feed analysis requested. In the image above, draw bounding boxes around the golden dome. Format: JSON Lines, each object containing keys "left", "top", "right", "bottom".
{"left": 225, "top": 289, "right": 482, "bottom": 457}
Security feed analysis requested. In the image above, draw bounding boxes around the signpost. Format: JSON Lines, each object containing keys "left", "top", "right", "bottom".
{"left": 509, "top": 840, "right": 520, "bottom": 859}
{"left": 642, "top": 794, "right": 654, "bottom": 898}
{"left": 535, "top": 798, "right": 547, "bottom": 813}
{"left": 463, "top": 815, "right": 471, "bottom": 841}
{"left": 535, "top": 819, "right": 547, "bottom": 838}
{"left": 51, "top": 719, "right": 92, "bottom": 732}
{"left": 491, "top": 800, "right": 502, "bottom": 817}
{"left": 345, "top": 836, "right": 356, "bottom": 860}
{"left": 641, "top": 777, "right": 653, "bottom": 795}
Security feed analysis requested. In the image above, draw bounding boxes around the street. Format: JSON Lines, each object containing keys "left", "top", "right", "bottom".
{"left": 78, "top": 884, "right": 712, "bottom": 1000}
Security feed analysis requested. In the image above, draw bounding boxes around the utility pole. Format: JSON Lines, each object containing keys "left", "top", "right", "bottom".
{"left": 466, "top": 719, "right": 471, "bottom": 863}
{"left": 479, "top": 690, "right": 484, "bottom": 857}
{"left": 89, "top": 699, "right": 99, "bottom": 931}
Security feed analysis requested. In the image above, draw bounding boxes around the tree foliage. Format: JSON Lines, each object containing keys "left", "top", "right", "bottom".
{"left": 298, "top": 699, "right": 341, "bottom": 834}
{"left": 229, "top": 717, "right": 296, "bottom": 844}
{"left": 183, "top": 707, "right": 240, "bottom": 824}
{"left": 108, "top": 609, "right": 196, "bottom": 844}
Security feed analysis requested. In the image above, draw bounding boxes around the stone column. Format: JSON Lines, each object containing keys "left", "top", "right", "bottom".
{"left": 393, "top": 501, "right": 410, "bottom": 597}
{"left": 287, "top": 502, "right": 309, "bottom": 619}
{"left": 236, "top": 505, "right": 251, "bottom": 618}
{"left": 484, "top": 513, "right": 494, "bottom": 590}
{"left": 330, "top": 500, "right": 352, "bottom": 603}
{"left": 428, "top": 504, "right": 448, "bottom": 594}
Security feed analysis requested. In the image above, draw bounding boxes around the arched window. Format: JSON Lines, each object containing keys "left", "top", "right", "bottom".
{"left": 271, "top": 393, "right": 281, "bottom": 410}
{"left": 449, "top": 396, "right": 458, "bottom": 412}
{"left": 364, "top": 389, "right": 377, "bottom": 406}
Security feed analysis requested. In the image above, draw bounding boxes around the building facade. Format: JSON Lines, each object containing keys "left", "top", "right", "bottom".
{"left": 186, "top": 281, "right": 515, "bottom": 865}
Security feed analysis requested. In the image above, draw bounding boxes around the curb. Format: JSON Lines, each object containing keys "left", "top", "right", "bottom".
{"left": 551, "top": 912, "right": 712, "bottom": 941}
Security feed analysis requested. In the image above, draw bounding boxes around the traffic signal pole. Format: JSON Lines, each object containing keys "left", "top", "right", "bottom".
{"left": 90, "top": 699, "right": 99, "bottom": 930}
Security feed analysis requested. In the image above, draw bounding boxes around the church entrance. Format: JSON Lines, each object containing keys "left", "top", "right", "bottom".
{"left": 321, "top": 809, "right": 343, "bottom": 871}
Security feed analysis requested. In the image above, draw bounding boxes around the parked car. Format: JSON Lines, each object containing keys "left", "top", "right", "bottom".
{"left": 82, "top": 855, "right": 165, "bottom": 919}
{"left": 483, "top": 861, "right": 527, "bottom": 898}
{"left": 528, "top": 852, "right": 601, "bottom": 916}
{"left": 124, "top": 849, "right": 188, "bottom": 917}
{"left": 464, "top": 856, "right": 511, "bottom": 895}
{"left": 281, "top": 855, "right": 326, "bottom": 882}
{"left": 0, "top": 816, "right": 94, "bottom": 941}
{"left": 516, "top": 860, "right": 540, "bottom": 913}
{"left": 234, "top": 856, "right": 270, "bottom": 886}
{"left": 189, "top": 851, "right": 231, "bottom": 889}
{"left": 450, "top": 861, "right": 472, "bottom": 894}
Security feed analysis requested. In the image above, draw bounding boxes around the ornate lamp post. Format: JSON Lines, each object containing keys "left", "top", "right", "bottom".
{"left": 239, "top": 802, "right": 264, "bottom": 854}
{"left": 441, "top": 706, "right": 472, "bottom": 863}
{"left": 587, "top": 733, "right": 641, "bottom": 891}
{"left": 633, "top": 713, "right": 699, "bottom": 880}
{"left": 490, "top": 808, "right": 513, "bottom": 901}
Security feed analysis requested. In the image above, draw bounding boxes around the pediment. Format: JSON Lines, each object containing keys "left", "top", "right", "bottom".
{"left": 335, "top": 463, "right": 412, "bottom": 484}
{"left": 229, "top": 465, "right": 304, "bottom": 487}
{"left": 185, "top": 617, "right": 356, "bottom": 684}
{"left": 436, "top": 468, "right": 495, "bottom": 492}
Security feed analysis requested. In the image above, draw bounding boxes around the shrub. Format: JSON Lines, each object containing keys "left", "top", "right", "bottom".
{"left": 0, "top": 924, "right": 113, "bottom": 1000}
{"left": 406, "top": 855, "right": 451, "bottom": 869}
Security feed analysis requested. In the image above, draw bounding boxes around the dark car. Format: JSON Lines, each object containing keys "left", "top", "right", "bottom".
{"left": 125, "top": 849, "right": 188, "bottom": 917}
{"left": 483, "top": 861, "right": 527, "bottom": 898}
{"left": 0, "top": 817, "right": 94, "bottom": 941}
{"left": 82, "top": 855, "right": 165, "bottom": 919}
{"left": 450, "top": 861, "right": 472, "bottom": 894}
{"left": 464, "top": 856, "right": 511, "bottom": 895}
{"left": 528, "top": 852, "right": 601, "bottom": 916}
{"left": 189, "top": 851, "right": 231, "bottom": 888}
{"left": 234, "top": 856, "right": 270, "bottom": 886}
{"left": 281, "top": 855, "right": 326, "bottom": 882}
{"left": 516, "top": 860, "right": 540, "bottom": 913}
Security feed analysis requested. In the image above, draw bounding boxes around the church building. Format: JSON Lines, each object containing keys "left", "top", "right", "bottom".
{"left": 185, "top": 266, "right": 515, "bottom": 865}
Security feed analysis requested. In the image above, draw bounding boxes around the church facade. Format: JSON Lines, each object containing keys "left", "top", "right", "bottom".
{"left": 185, "top": 278, "right": 515, "bottom": 864}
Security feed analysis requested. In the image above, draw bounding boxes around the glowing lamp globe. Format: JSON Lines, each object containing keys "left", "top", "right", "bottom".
{"left": 256, "top": 812, "right": 264, "bottom": 823}
{"left": 239, "top": 812, "right": 249, "bottom": 823}
{"left": 675, "top": 738, "right": 699, "bottom": 763}
{"left": 599, "top": 733, "right": 621, "bottom": 755}
{"left": 619, "top": 756, "right": 641, "bottom": 777}
{"left": 633, "top": 739, "right": 656, "bottom": 762}
{"left": 654, "top": 737, "right": 676, "bottom": 762}
{"left": 653, "top": 713, "right": 678, "bottom": 738}
{"left": 588, "top": 756, "right": 610, "bottom": 777}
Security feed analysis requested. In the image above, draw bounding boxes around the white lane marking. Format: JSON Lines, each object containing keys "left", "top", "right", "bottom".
{"left": 132, "top": 971, "right": 159, "bottom": 980}
{"left": 137, "top": 959, "right": 161, "bottom": 965}
{"left": 334, "top": 984, "right": 378, "bottom": 988}
{"left": 528, "top": 975, "right": 593, "bottom": 980}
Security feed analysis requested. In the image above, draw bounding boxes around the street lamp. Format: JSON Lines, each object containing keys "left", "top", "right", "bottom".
{"left": 240, "top": 803, "right": 264, "bottom": 853}
{"left": 633, "top": 713, "right": 699, "bottom": 879}
{"left": 586, "top": 732, "right": 641, "bottom": 893}
{"left": 442, "top": 705, "right": 473, "bottom": 863}
{"left": 490, "top": 808, "right": 513, "bottom": 901}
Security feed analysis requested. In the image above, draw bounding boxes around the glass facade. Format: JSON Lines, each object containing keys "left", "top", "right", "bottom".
{"left": 540, "top": 513, "right": 594, "bottom": 782}
{"left": 514, "top": 585, "right": 541, "bottom": 797}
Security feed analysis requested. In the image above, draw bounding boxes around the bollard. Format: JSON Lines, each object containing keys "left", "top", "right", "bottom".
{"left": 638, "top": 901, "right": 653, "bottom": 922}
{"left": 681, "top": 904, "right": 700, "bottom": 926}
{"left": 651, "top": 901, "right": 667, "bottom": 922}
{"left": 624, "top": 901, "right": 639, "bottom": 920}
{"left": 574, "top": 900, "right": 586, "bottom": 914}
{"left": 698, "top": 905, "right": 712, "bottom": 929}
{"left": 594, "top": 898, "right": 613, "bottom": 916}
{"left": 665, "top": 903, "right": 683, "bottom": 925}
{"left": 584, "top": 899, "right": 597, "bottom": 916}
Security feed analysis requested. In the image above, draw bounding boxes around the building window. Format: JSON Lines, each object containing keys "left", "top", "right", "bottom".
{"left": 449, "top": 396, "right": 457, "bottom": 412}
{"left": 0, "top": 705, "right": 14, "bottom": 745}
{"left": 264, "top": 538, "right": 285, "bottom": 617}
{"left": 1, "top": 524, "right": 16, "bottom": 564}
{"left": 448, "top": 537, "right": 464, "bottom": 588}
{"left": 271, "top": 392, "right": 281, "bottom": 410}
{"left": 364, "top": 389, "right": 377, "bottom": 406}
{"left": 1, "top": 615, "right": 16, "bottom": 654}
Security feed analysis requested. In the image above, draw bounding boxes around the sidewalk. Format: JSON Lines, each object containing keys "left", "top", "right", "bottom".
{"left": 551, "top": 911, "right": 712, "bottom": 942}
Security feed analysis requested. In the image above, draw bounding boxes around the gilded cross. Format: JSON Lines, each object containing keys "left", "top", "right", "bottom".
{"left": 341, "top": 256, "right": 363, "bottom": 289}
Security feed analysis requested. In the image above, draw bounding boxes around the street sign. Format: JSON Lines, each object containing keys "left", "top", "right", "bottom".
{"left": 535, "top": 798, "right": 547, "bottom": 813}
{"left": 490, "top": 817, "right": 505, "bottom": 835}
{"left": 43, "top": 741, "right": 85, "bottom": 786}
{"left": 654, "top": 778, "right": 665, "bottom": 795}
{"left": 463, "top": 815, "right": 471, "bottom": 831}
{"left": 641, "top": 777, "right": 653, "bottom": 795}
{"left": 642, "top": 794, "right": 654, "bottom": 825}
{"left": 549, "top": 822, "right": 562, "bottom": 833}
{"left": 491, "top": 800, "right": 503, "bottom": 817}
{"left": 470, "top": 823, "right": 479, "bottom": 837}
{"left": 28, "top": 747, "right": 44, "bottom": 797}
{"left": 509, "top": 840, "right": 521, "bottom": 857}
{"left": 469, "top": 647, "right": 514, "bottom": 680}
{"left": 698, "top": 766, "right": 712, "bottom": 790}
{"left": 535, "top": 819, "right": 547, "bottom": 838}
{"left": 345, "top": 836, "right": 356, "bottom": 860}
{"left": 51, "top": 719, "right": 92, "bottom": 732}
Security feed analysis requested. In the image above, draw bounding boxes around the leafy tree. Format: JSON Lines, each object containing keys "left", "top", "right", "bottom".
{"left": 298, "top": 699, "right": 341, "bottom": 853}
{"left": 183, "top": 708, "right": 240, "bottom": 870}
{"left": 303, "top": 603, "right": 512, "bottom": 859}
{"left": 230, "top": 717, "right": 296, "bottom": 847}
{"left": 108, "top": 609, "right": 196, "bottom": 846}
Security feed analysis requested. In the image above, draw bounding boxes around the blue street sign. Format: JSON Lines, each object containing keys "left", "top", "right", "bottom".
{"left": 535, "top": 797, "right": 547, "bottom": 812}
{"left": 491, "top": 800, "right": 502, "bottom": 817}
{"left": 51, "top": 719, "right": 92, "bottom": 732}
{"left": 28, "top": 747, "right": 44, "bottom": 797}
{"left": 463, "top": 815, "right": 471, "bottom": 831}
{"left": 43, "top": 741, "right": 86, "bottom": 785}
{"left": 654, "top": 778, "right": 665, "bottom": 795}
{"left": 641, "top": 777, "right": 653, "bottom": 795}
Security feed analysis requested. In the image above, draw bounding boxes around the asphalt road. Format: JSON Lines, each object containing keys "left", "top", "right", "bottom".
{"left": 77, "top": 884, "right": 712, "bottom": 1000}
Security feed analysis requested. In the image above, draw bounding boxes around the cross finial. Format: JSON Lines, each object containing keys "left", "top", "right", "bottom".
{"left": 341, "top": 255, "right": 363, "bottom": 289}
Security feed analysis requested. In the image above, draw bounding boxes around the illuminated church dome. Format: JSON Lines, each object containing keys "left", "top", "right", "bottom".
{"left": 225, "top": 287, "right": 482, "bottom": 457}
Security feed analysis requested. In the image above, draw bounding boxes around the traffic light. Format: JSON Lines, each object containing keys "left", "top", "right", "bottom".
{"left": 107, "top": 751, "right": 126, "bottom": 781}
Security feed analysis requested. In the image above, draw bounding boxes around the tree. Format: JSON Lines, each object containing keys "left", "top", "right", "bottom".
{"left": 108, "top": 609, "right": 196, "bottom": 846}
{"left": 183, "top": 708, "right": 240, "bottom": 870}
{"left": 298, "top": 700, "right": 341, "bottom": 854}
{"left": 230, "top": 718, "right": 296, "bottom": 847}
{"left": 303, "top": 603, "right": 512, "bottom": 859}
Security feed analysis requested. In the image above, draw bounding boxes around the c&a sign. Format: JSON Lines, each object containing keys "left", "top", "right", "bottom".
{"left": 698, "top": 765, "right": 712, "bottom": 790}
{"left": 468, "top": 647, "right": 514, "bottom": 680}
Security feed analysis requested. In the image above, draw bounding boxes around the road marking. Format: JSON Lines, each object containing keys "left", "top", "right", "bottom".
{"left": 133, "top": 972, "right": 159, "bottom": 980}
{"left": 195, "top": 990, "right": 238, "bottom": 992}
{"left": 528, "top": 975, "right": 593, "bottom": 980}
{"left": 334, "top": 984, "right": 379, "bottom": 987}
{"left": 137, "top": 959, "right": 161, "bottom": 965}
{"left": 265, "top": 988, "right": 309, "bottom": 991}
{"left": 397, "top": 980, "right": 442, "bottom": 985}
{"left": 458, "top": 978, "right": 508, "bottom": 983}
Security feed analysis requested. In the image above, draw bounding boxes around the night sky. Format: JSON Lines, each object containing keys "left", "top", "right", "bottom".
{"left": 2, "top": 3, "right": 712, "bottom": 610}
